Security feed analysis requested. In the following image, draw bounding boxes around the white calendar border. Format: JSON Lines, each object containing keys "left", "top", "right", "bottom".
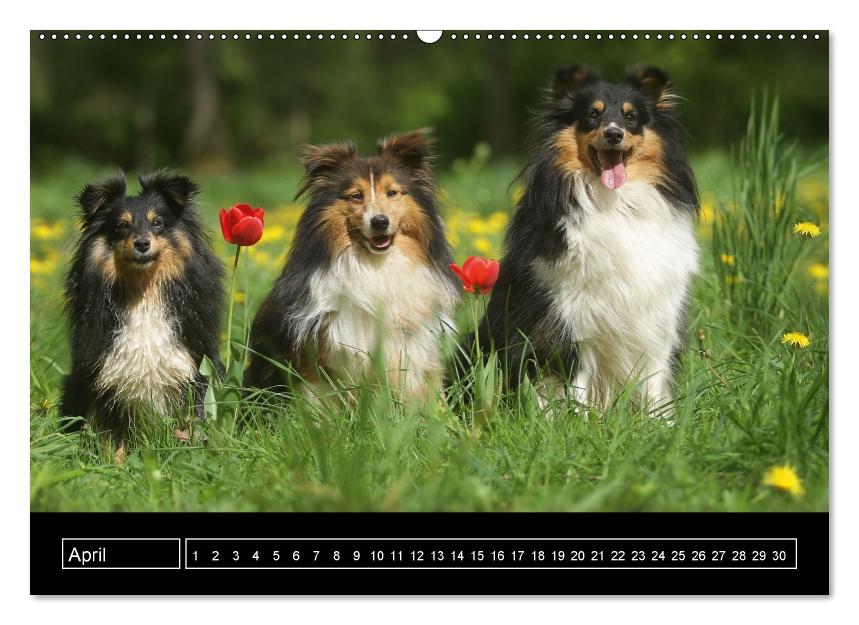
{"left": 183, "top": 537, "right": 798, "bottom": 571}
{"left": 61, "top": 537, "right": 182, "bottom": 570}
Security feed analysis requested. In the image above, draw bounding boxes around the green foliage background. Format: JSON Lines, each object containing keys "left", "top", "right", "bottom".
{"left": 31, "top": 31, "right": 828, "bottom": 171}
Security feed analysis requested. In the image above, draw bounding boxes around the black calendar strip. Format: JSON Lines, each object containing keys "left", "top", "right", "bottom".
{"left": 32, "top": 513, "right": 828, "bottom": 594}
{"left": 184, "top": 538, "right": 796, "bottom": 569}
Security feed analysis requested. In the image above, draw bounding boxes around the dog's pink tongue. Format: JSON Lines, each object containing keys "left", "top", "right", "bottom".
{"left": 599, "top": 151, "right": 627, "bottom": 189}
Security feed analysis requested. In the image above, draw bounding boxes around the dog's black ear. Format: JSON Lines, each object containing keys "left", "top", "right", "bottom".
{"left": 296, "top": 142, "right": 357, "bottom": 198}
{"left": 76, "top": 172, "right": 126, "bottom": 218}
{"left": 552, "top": 64, "right": 600, "bottom": 99}
{"left": 139, "top": 170, "right": 200, "bottom": 214}
{"left": 377, "top": 129, "right": 434, "bottom": 172}
{"left": 627, "top": 66, "right": 675, "bottom": 110}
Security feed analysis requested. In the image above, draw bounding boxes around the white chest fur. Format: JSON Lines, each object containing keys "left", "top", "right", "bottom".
{"left": 534, "top": 174, "right": 698, "bottom": 407}
{"left": 298, "top": 247, "right": 456, "bottom": 396}
{"left": 96, "top": 288, "right": 196, "bottom": 414}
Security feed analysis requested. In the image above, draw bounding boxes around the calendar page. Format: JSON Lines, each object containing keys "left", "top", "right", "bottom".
{"left": 28, "top": 28, "right": 829, "bottom": 595}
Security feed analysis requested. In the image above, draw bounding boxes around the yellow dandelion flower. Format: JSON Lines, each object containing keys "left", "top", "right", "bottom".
{"left": 720, "top": 253, "right": 735, "bottom": 266}
{"left": 724, "top": 275, "right": 741, "bottom": 286}
{"left": 781, "top": 332, "right": 811, "bottom": 348}
{"left": 472, "top": 237, "right": 493, "bottom": 254}
{"left": 30, "top": 256, "right": 58, "bottom": 275}
{"left": 489, "top": 211, "right": 509, "bottom": 226}
{"left": 261, "top": 224, "right": 287, "bottom": 243}
{"left": 793, "top": 221, "right": 821, "bottom": 238}
{"left": 476, "top": 216, "right": 505, "bottom": 235}
{"left": 233, "top": 292, "right": 246, "bottom": 304}
{"left": 31, "top": 221, "right": 65, "bottom": 241}
{"left": 762, "top": 464, "right": 804, "bottom": 497}
{"left": 807, "top": 262, "right": 829, "bottom": 280}
{"left": 467, "top": 218, "right": 490, "bottom": 235}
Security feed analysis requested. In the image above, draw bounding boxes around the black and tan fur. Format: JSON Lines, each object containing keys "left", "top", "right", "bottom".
{"left": 60, "top": 171, "right": 225, "bottom": 458}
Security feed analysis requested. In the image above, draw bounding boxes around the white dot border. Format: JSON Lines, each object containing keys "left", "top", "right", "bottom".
{"left": 35, "top": 31, "right": 825, "bottom": 42}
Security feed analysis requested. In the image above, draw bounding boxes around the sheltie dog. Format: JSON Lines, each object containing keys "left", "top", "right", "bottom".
{"left": 60, "top": 171, "right": 225, "bottom": 458}
{"left": 480, "top": 65, "right": 699, "bottom": 412}
{"left": 245, "top": 130, "right": 458, "bottom": 403}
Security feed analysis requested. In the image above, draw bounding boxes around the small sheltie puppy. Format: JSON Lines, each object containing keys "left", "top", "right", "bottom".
{"left": 245, "top": 130, "right": 458, "bottom": 402}
{"left": 60, "top": 171, "right": 225, "bottom": 456}
{"left": 481, "top": 65, "right": 699, "bottom": 412}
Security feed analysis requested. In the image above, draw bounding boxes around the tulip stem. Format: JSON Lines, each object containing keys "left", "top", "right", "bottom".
{"left": 224, "top": 244, "right": 242, "bottom": 372}
{"left": 471, "top": 295, "right": 481, "bottom": 359}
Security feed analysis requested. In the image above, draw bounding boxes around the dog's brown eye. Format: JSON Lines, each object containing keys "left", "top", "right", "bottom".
{"left": 588, "top": 110, "right": 600, "bottom": 120}
{"left": 116, "top": 222, "right": 129, "bottom": 236}
{"left": 349, "top": 192, "right": 363, "bottom": 203}
{"left": 625, "top": 112, "right": 637, "bottom": 122}
{"left": 152, "top": 217, "right": 163, "bottom": 230}
{"left": 387, "top": 189, "right": 399, "bottom": 198}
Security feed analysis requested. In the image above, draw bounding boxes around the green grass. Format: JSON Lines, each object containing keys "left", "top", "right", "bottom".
{"left": 29, "top": 103, "right": 829, "bottom": 512}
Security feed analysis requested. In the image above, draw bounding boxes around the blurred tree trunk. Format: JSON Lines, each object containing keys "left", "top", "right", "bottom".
{"left": 181, "top": 38, "right": 227, "bottom": 167}
{"left": 134, "top": 93, "right": 156, "bottom": 169}
{"left": 484, "top": 42, "right": 515, "bottom": 155}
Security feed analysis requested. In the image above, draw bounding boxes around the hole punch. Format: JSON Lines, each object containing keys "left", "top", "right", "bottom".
{"left": 416, "top": 31, "right": 442, "bottom": 44}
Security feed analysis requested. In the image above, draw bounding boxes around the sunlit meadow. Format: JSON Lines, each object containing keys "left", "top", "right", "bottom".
{"left": 30, "top": 104, "right": 829, "bottom": 512}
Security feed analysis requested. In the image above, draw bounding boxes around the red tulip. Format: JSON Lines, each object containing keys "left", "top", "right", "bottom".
{"left": 450, "top": 256, "right": 500, "bottom": 295}
{"left": 220, "top": 203, "right": 265, "bottom": 246}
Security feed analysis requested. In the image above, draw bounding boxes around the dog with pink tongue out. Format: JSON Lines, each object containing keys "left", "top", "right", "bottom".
{"left": 477, "top": 64, "right": 700, "bottom": 415}
{"left": 597, "top": 144, "right": 628, "bottom": 189}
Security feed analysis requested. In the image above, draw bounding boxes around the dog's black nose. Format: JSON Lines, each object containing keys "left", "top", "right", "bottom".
{"left": 370, "top": 214, "right": 390, "bottom": 232}
{"left": 134, "top": 238, "right": 151, "bottom": 253}
{"left": 603, "top": 126, "right": 624, "bottom": 145}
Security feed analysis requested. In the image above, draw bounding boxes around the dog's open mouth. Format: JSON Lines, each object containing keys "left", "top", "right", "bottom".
{"left": 589, "top": 147, "right": 631, "bottom": 190}
{"left": 365, "top": 234, "right": 393, "bottom": 252}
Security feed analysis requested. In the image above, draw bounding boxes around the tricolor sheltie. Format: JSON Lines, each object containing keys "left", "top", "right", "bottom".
{"left": 60, "top": 171, "right": 225, "bottom": 457}
{"left": 481, "top": 65, "right": 699, "bottom": 412}
{"left": 245, "top": 130, "right": 458, "bottom": 402}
